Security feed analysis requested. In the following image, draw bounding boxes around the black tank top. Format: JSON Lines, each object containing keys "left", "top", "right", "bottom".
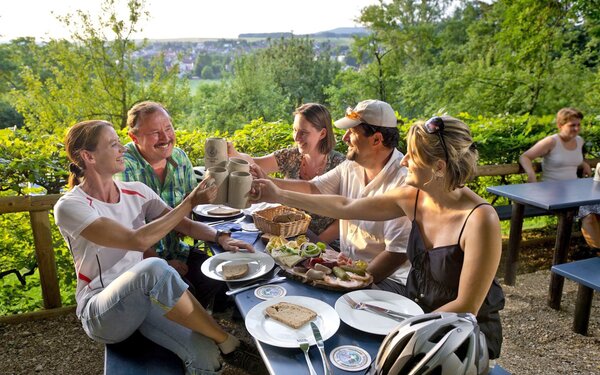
{"left": 405, "top": 190, "right": 505, "bottom": 359}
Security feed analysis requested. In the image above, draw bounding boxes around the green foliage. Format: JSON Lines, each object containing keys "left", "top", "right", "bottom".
{"left": 228, "top": 119, "right": 293, "bottom": 156}
{"left": 190, "top": 36, "right": 341, "bottom": 132}
{"left": 0, "top": 210, "right": 76, "bottom": 315}
{"left": 349, "top": 0, "right": 600, "bottom": 117}
{"left": 7, "top": 0, "right": 191, "bottom": 132}
{"left": 0, "top": 128, "right": 67, "bottom": 194}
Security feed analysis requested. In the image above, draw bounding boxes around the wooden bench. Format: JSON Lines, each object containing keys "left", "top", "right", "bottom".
{"left": 551, "top": 257, "right": 600, "bottom": 335}
{"left": 104, "top": 331, "right": 183, "bottom": 375}
{"left": 104, "top": 331, "right": 512, "bottom": 375}
{"left": 492, "top": 204, "right": 551, "bottom": 221}
{"left": 490, "top": 364, "right": 512, "bottom": 374}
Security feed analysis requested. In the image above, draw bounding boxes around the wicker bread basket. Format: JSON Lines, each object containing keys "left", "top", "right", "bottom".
{"left": 252, "top": 206, "right": 311, "bottom": 237}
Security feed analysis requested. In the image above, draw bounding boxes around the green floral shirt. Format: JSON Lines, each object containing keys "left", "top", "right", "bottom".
{"left": 115, "top": 142, "right": 197, "bottom": 262}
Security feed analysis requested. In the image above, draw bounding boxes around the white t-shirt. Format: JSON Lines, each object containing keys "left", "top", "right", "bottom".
{"left": 312, "top": 148, "right": 411, "bottom": 285}
{"left": 54, "top": 180, "right": 168, "bottom": 316}
{"left": 542, "top": 134, "right": 584, "bottom": 181}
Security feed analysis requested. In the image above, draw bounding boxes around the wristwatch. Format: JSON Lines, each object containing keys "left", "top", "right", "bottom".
{"left": 214, "top": 229, "right": 232, "bottom": 244}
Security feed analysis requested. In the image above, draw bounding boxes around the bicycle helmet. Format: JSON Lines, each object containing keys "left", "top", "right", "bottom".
{"left": 368, "top": 312, "right": 489, "bottom": 375}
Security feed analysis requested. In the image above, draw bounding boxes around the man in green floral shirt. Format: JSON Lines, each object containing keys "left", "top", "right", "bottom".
{"left": 116, "top": 101, "right": 253, "bottom": 308}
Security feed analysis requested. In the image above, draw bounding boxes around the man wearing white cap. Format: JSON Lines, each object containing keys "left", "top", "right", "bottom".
{"left": 261, "top": 99, "right": 411, "bottom": 293}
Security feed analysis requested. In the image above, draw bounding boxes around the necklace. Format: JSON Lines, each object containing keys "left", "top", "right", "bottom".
{"left": 299, "top": 154, "right": 327, "bottom": 180}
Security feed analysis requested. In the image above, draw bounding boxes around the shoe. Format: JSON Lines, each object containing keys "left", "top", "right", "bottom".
{"left": 221, "top": 340, "right": 268, "bottom": 374}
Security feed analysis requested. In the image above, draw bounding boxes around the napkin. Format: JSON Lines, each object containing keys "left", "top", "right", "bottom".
{"left": 232, "top": 231, "right": 260, "bottom": 245}
{"left": 213, "top": 223, "right": 261, "bottom": 245}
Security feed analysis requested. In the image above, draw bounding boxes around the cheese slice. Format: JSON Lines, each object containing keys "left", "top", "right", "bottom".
{"left": 279, "top": 254, "right": 306, "bottom": 268}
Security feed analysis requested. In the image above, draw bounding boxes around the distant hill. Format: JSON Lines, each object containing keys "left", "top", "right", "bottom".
{"left": 238, "top": 27, "right": 369, "bottom": 39}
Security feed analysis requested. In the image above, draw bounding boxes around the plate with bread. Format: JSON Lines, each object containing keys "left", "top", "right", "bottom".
{"left": 245, "top": 296, "right": 340, "bottom": 347}
{"left": 201, "top": 251, "right": 275, "bottom": 282}
{"left": 193, "top": 204, "right": 244, "bottom": 219}
{"left": 264, "top": 236, "right": 374, "bottom": 291}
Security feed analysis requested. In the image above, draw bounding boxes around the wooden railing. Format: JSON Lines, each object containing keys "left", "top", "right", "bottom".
{"left": 0, "top": 194, "right": 62, "bottom": 310}
{"left": 476, "top": 158, "right": 600, "bottom": 177}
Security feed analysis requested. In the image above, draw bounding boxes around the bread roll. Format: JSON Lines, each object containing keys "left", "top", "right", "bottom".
{"left": 221, "top": 263, "right": 249, "bottom": 280}
{"left": 265, "top": 302, "right": 317, "bottom": 329}
{"left": 273, "top": 212, "right": 304, "bottom": 223}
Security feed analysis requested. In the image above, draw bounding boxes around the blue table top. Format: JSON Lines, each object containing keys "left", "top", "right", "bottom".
{"left": 209, "top": 235, "right": 384, "bottom": 375}
{"left": 487, "top": 178, "right": 600, "bottom": 211}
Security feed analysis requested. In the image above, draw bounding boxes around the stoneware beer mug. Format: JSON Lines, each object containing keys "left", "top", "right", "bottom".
{"left": 206, "top": 166, "right": 228, "bottom": 205}
{"left": 228, "top": 171, "right": 252, "bottom": 209}
{"left": 204, "top": 137, "right": 228, "bottom": 168}
{"left": 227, "top": 157, "right": 250, "bottom": 173}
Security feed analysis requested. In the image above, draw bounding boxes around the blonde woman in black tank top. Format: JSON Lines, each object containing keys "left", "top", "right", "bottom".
{"left": 253, "top": 115, "right": 505, "bottom": 359}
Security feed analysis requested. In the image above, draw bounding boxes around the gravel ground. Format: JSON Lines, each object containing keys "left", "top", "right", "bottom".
{"left": 1, "top": 269, "right": 598, "bottom": 374}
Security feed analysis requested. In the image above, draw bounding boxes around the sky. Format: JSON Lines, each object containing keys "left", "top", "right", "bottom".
{"left": 0, "top": 0, "right": 381, "bottom": 42}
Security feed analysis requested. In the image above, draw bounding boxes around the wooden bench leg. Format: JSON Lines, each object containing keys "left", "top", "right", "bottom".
{"left": 504, "top": 202, "right": 524, "bottom": 286}
{"left": 573, "top": 284, "right": 594, "bottom": 335}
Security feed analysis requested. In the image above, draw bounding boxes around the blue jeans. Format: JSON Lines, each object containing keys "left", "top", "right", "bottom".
{"left": 80, "top": 258, "right": 221, "bottom": 375}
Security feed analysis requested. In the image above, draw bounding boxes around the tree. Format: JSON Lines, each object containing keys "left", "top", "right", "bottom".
{"left": 348, "top": 0, "right": 600, "bottom": 117}
{"left": 190, "top": 36, "right": 341, "bottom": 131}
{"left": 9, "top": 0, "right": 190, "bottom": 132}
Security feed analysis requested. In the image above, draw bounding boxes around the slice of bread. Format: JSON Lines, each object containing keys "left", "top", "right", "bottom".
{"left": 221, "top": 263, "right": 249, "bottom": 280}
{"left": 207, "top": 206, "right": 241, "bottom": 216}
{"left": 265, "top": 302, "right": 317, "bottom": 329}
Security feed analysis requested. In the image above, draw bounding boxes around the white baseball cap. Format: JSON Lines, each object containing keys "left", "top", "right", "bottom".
{"left": 334, "top": 100, "right": 397, "bottom": 129}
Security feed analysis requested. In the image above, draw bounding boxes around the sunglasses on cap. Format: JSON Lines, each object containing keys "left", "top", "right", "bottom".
{"left": 423, "top": 116, "right": 449, "bottom": 162}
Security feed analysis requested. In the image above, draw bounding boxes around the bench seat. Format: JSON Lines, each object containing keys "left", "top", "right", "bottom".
{"left": 104, "top": 330, "right": 183, "bottom": 375}
{"left": 494, "top": 204, "right": 551, "bottom": 221}
{"left": 490, "top": 364, "right": 512, "bottom": 374}
{"left": 551, "top": 257, "right": 600, "bottom": 335}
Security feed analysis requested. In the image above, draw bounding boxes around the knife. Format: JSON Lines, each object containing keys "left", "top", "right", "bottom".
{"left": 225, "top": 276, "right": 286, "bottom": 296}
{"left": 361, "top": 303, "right": 412, "bottom": 321}
{"left": 310, "top": 322, "right": 333, "bottom": 375}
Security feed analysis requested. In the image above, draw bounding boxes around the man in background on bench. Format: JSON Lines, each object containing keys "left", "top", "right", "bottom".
{"left": 117, "top": 101, "right": 254, "bottom": 311}
{"left": 519, "top": 107, "right": 599, "bottom": 258}
{"left": 252, "top": 99, "right": 412, "bottom": 294}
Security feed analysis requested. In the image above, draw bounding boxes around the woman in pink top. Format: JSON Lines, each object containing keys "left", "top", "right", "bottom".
{"left": 519, "top": 108, "right": 600, "bottom": 253}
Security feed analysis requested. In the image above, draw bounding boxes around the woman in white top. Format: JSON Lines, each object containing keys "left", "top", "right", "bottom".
{"left": 54, "top": 120, "right": 245, "bottom": 374}
{"left": 519, "top": 108, "right": 600, "bottom": 251}
{"left": 227, "top": 103, "right": 345, "bottom": 242}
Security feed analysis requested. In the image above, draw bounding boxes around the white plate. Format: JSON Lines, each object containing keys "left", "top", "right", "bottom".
{"left": 193, "top": 204, "right": 243, "bottom": 218}
{"left": 200, "top": 252, "right": 274, "bottom": 282}
{"left": 245, "top": 296, "right": 340, "bottom": 348}
{"left": 335, "top": 290, "right": 424, "bottom": 335}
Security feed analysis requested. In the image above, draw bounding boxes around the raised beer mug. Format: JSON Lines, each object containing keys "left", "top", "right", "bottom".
{"left": 204, "top": 137, "right": 228, "bottom": 168}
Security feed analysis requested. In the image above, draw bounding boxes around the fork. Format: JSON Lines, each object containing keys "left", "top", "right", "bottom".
{"left": 343, "top": 294, "right": 409, "bottom": 322}
{"left": 297, "top": 337, "right": 318, "bottom": 375}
